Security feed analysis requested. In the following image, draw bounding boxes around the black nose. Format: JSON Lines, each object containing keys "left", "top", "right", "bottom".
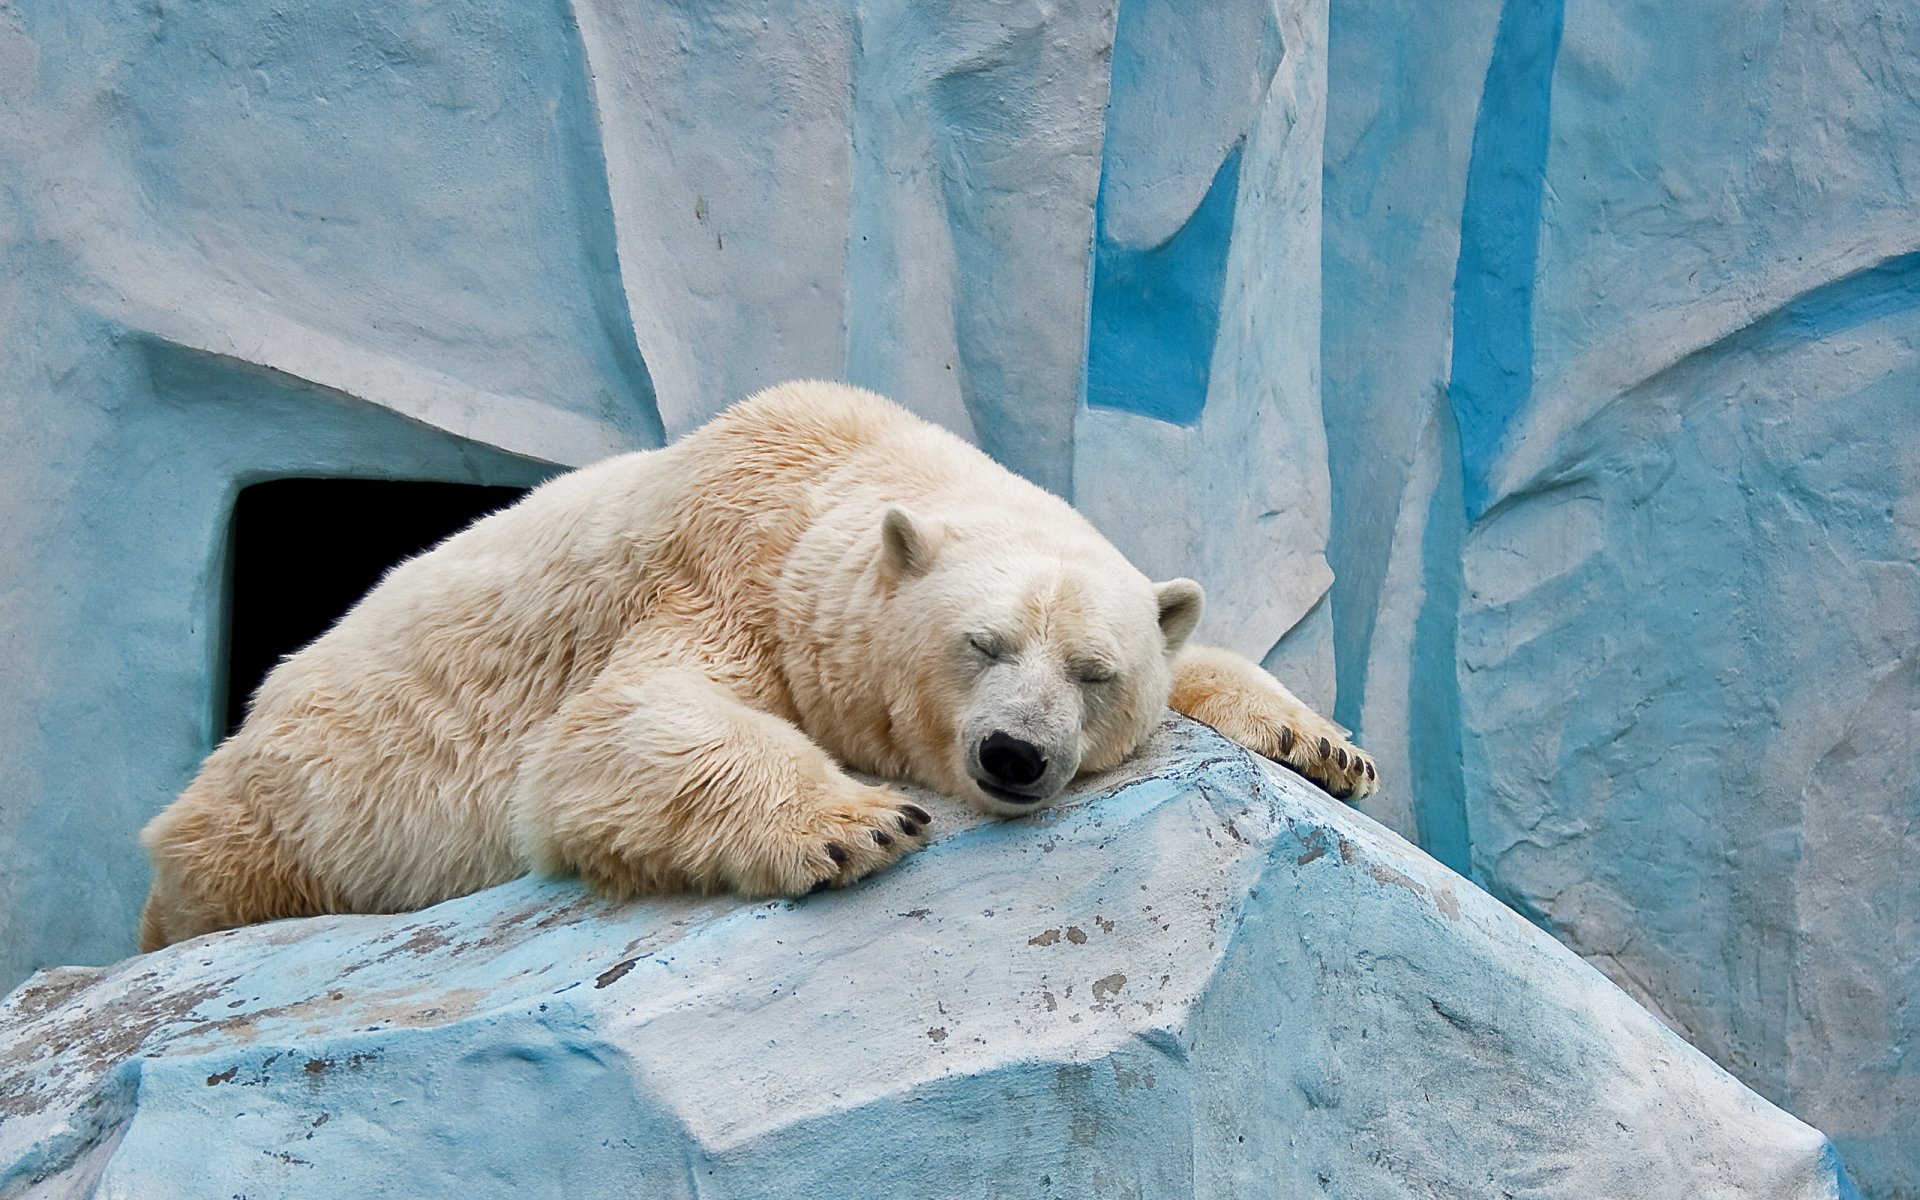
{"left": 979, "top": 731, "right": 1047, "bottom": 788}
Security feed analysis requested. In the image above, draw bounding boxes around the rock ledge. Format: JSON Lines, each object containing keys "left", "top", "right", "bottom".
{"left": 0, "top": 720, "right": 1857, "bottom": 1199}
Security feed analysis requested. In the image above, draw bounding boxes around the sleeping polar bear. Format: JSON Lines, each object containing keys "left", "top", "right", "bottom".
{"left": 139, "top": 382, "right": 1375, "bottom": 949}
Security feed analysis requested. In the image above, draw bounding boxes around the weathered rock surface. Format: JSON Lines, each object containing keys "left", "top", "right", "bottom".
{"left": 1321, "top": 4, "right": 1920, "bottom": 1193}
{"left": 0, "top": 721, "right": 1856, "bottom": 1199}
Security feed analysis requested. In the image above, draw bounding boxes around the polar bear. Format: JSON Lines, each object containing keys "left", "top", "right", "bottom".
{"left": 138, "top": 382, "right": 1374, "bottom": 950}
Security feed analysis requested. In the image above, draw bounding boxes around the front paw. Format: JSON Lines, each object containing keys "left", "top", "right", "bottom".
{"left": 1257, "top": 713, "right": 1376, "bottom": 803}
{"left": 1170, "top": 650, "right": 1377, "bottom": 802}
{"left": 733, "top": 781, "right": 933, "bottom": 898}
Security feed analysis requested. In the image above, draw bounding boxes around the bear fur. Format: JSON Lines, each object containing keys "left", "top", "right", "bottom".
{"left": 138, "top": 382, "right": 1374, "bottom": 950}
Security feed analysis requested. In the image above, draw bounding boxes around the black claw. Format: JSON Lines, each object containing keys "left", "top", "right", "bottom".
{"left": 897, "top": 816, "right": 923, "bottom": 836}
{"left": 1334, "top": 747, "right": 1348, "bottom": 769}
{"left": 825, "top": 842, "right": 850, "bottom": 867}
{"left": 872, "top": 829, "right": 894, "bottom": 847}
{"left": 1364, "top": 760, "right": 1376, "bottom": 780}
{"left": 1279, "top": 727, "right": 1295, "bottom": 756}
{"left": 808, "top": 879, "right": 832, "bottom": 895}
{"left": 901, "top": 805, "right": 932, "bottom": 825}
{"left": 1318, "top": 737, "right": 1332, "bottom": 758}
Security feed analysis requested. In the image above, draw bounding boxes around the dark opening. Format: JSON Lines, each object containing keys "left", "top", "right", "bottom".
{"left": 224, "top": 479, "right": 529, "bottom": 737}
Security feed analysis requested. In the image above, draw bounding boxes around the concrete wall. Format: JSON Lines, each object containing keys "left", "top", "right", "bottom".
{"left": 1324, "top": 2, "right": 1920, "bottom": 1194}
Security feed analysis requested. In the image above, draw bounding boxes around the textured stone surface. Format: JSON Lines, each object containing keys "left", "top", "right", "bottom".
{"left": 0, "top": 721, "right": 1859, "bottom": 1199}
{"left": 1321, "top": 3, "right": 1920, "bottom": 1195}
{"left": 1076, "top": 0, "right": 1334, "bottom": 704}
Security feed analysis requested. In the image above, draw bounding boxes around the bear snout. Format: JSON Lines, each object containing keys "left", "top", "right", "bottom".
{"left": 975, "top": 731, "right": 1050, "bottom": 803}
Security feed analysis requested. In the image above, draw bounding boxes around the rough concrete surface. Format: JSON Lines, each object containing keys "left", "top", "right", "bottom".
{"left": 1322, "top": 3, "right": 1920, "bottom": 1192}
{"left": 0, "top": 722, "right": 1859, "bottom": 1199}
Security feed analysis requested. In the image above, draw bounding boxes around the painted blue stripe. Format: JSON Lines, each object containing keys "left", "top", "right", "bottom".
{"left": 1084, "top": 144, "right": 1243, "bottom": 426}
{"left": 1409, "top": 395, "right": 1474, "bottom": 876}
{"left": 1448, "top": 0, "right": 1565, "bottom": 517}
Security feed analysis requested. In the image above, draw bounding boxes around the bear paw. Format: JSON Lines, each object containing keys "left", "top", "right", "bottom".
{"left": 1236, "top": 708, "right": 1377, "bottom": 803}
{"left": 737, "top": 782, "right": 933, "bottom": 898}
{"left": 1170, "top": 648, "right": 1377, "bottom": 803}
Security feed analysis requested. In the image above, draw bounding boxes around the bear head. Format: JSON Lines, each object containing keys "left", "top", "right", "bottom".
{"left": 872, "top": 504, "right": 1203, "bottom": 816}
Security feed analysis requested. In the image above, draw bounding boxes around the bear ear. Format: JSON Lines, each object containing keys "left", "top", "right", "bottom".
{"left": 880, "top": 505, "right": 943, "bottom": 579}
{"left": 1153, "top": 579, "right": 1204, "bottom": 653}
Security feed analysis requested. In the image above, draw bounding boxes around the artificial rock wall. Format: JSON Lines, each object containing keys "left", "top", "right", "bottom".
{"left": 1, "top": 0, "right": 1915, "bottom": 1194}
{"left": 1322, "top": 3, "right": 1920, "bottom": 1195}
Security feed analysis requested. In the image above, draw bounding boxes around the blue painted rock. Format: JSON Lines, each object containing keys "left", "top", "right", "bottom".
{"left": 0, "top": 720, "right": 1857, "bottom": 1198}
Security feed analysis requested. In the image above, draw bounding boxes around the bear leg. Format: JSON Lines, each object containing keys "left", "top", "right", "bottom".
{"left": 1170, "top": 645, "right": 1378, "bottom": 801}
{"left": 509, "top": 665, "right": 932, "bottom": 899}
{"left": 137, "top": 769, "right": 343, "bottom": 950}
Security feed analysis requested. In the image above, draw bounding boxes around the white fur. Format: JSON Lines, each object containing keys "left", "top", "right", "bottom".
{"left": 138, "top": 381, "right": 1373, "bottom": 949}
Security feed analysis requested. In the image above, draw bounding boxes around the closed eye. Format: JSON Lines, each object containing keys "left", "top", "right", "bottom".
{"left": 1075, "top": 663, "right": 1118, "bottom": 685}
{"left": 967, "top": 634, "right": 1005, "bottom": 660}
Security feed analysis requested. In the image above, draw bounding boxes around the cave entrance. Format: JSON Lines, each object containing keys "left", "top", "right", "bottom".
{"left": 224, "top": 479, "right": 530, "bottom": 737}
